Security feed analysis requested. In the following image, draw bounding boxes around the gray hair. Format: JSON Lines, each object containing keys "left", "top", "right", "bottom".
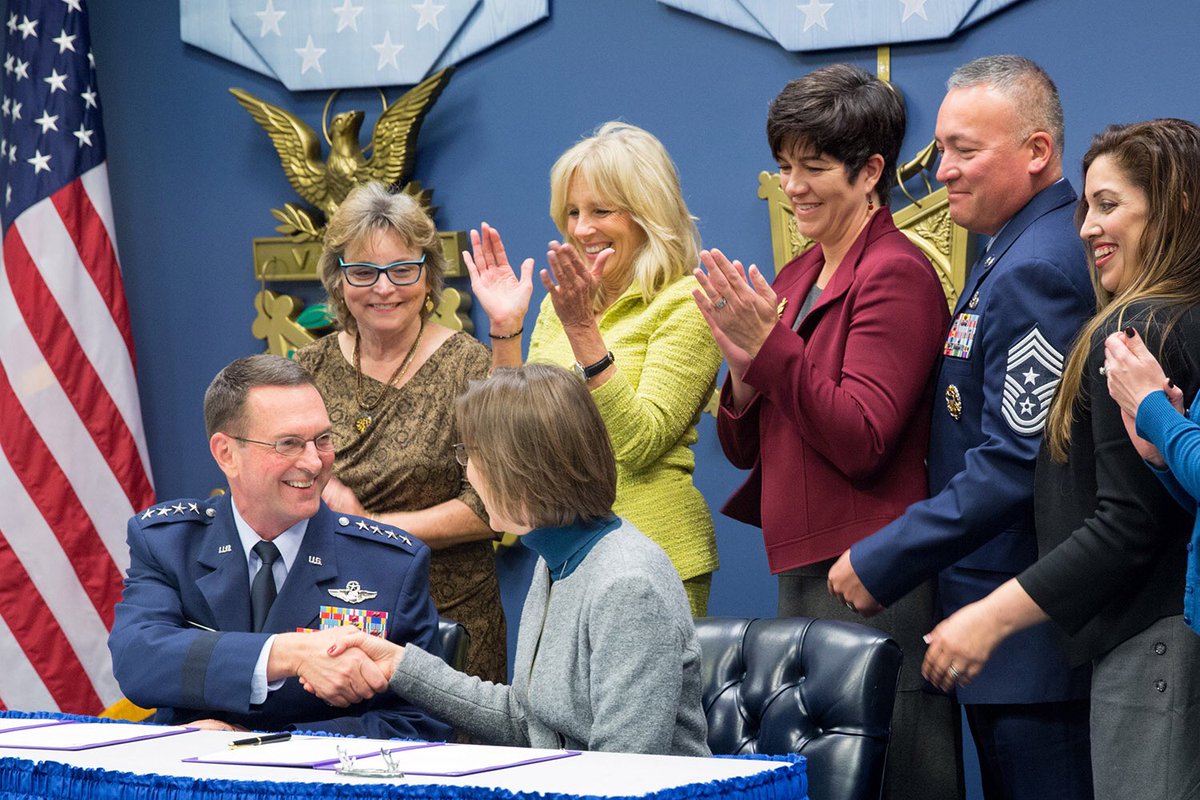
{"left": 948, "top": 55, "right": 1064, "bottom": 154}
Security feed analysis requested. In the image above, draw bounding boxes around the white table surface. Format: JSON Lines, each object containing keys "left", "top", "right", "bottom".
{"left": 0, "top": 724, "right": 795, "bottom": 797}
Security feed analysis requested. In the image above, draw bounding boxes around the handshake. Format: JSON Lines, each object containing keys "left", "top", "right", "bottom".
{"left": 274, "top": 626, "right": 405, "bottom": 707}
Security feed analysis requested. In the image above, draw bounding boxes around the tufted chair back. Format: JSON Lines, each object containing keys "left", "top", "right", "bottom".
{"left": 695, "top": 616, "right": 902, "bottom": 800}
{"left": 435, "top": 618, "right": 470, "bottom": 673}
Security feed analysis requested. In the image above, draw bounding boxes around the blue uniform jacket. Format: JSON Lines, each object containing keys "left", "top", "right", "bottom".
{"left": 108, "top": 494, "right": 450, "bottom": 739}
{"left": 850, "top": 180, "right": 1095, "bottom": 703}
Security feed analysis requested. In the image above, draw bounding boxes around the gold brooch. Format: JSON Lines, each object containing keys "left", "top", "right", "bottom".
{"left": 945, "top": 385, "right": 962, "bottom": 420}
{"left": 776, "top": 297, "right": 788, "bottom": 319}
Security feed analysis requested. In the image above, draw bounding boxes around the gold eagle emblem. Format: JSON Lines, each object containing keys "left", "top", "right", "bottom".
{"left": 230, "top": 67, "right": 453, "bottom": 239}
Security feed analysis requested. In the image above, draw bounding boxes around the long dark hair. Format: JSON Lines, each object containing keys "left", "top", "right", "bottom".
{"left": 1048, "top": 119, "right": 1200, "bottom": 460}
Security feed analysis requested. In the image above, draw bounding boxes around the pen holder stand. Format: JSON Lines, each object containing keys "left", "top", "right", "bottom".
{"left": 335, "top": 746, "right": 406, "bottom": 778}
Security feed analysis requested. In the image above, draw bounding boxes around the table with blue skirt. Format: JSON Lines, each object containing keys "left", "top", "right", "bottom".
{"left": 0, "top": 712, "right": 807, "bottom": 800}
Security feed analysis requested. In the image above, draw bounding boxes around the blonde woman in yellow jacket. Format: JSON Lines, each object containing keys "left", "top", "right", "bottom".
{"left": 464, "top": 122, "right": 721, "bottom": 615}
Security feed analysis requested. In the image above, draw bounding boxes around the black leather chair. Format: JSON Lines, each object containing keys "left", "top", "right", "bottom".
{"left": 435, "top": 617, "right": 470, "bottom": 672}
{"left": 695, "top": 616, "right": 902, "bottom": 800}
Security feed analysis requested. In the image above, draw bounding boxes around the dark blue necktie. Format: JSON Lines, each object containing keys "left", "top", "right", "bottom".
{"left": 250, "top": 540, "right": 281, "bottom": 632}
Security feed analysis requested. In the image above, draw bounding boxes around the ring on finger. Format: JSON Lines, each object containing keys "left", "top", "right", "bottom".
{"left": 1099, "top": 364, "right": 1108, "bottom": 376}
{"left": 947, "top": 664, "right": 962, "bottom": 680}
{"left": 714, "top": 296, "right": 728, "bottom": 310}
{"left": 844, "top": 600, "right": 857, "bottom": 612}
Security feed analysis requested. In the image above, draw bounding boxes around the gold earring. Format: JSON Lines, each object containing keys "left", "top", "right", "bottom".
{"left": 425, "top": 295, "right": 435, "bottom": 314}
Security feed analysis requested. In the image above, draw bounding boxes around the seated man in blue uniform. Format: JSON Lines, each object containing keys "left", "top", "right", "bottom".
{"left": 108, "top": 354, "right": 449, "bottom": 740}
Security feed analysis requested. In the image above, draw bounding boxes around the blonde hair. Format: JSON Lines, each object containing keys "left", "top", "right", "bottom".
{"left": 1047, "top": 119, "right": 1200, "bottom": 461}
{"left": 548, "top": 122, "right": 699, "bottom": 308}
{"left": 317, "top": 182, "right": 446, "bottom": 334}
{"left": 455, "top": 364, "right": 616, "bottom": 528}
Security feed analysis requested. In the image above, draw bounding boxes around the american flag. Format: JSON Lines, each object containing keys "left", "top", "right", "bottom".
{"left": 0, "top": 0, "right": 154, "bottom": 714}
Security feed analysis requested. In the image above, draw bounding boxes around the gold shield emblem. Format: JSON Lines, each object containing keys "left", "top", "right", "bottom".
{"left": 946, "top": 385, "right": 963, "bottom": 420}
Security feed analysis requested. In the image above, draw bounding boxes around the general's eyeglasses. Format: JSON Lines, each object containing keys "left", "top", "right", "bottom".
{"left": 231, "top": 433, "right": 336, "bottom": 457}
{"left": 452, "top": 443, "right": 469, "bottom": 467}
{"left": 339, "top": 254, "right": 427, "bottom": 287}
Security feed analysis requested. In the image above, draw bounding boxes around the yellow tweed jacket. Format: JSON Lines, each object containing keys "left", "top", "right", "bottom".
{"left": 527, "top": 274, "right": 721, "bottom": 582}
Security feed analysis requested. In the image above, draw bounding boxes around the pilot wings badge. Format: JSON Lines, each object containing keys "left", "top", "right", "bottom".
{"left": 229, "top": 67, "right": 453, "bottom": 240}
{"left": 328, "top": 580, "right": 378, "bottom": 605}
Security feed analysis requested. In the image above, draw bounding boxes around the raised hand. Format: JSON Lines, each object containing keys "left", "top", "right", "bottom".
{"left": 693, "top": 249, "right": 778, "bottom": 360}
{"left": 543, "top": 241, "right": 607, "bottom": 329}
{"left": 1104, "top": 328, "right": 1171, "bottom": 416}
{"left": 464, "top": 222, "right": 533, "bottom": 336}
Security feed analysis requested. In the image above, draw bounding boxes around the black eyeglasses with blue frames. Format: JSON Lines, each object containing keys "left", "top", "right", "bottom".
{"left": 231, "top": 432, "right": 336, "bottom": 458}
{"left": 339, "top": 254, "right": 427, "bottom": 287}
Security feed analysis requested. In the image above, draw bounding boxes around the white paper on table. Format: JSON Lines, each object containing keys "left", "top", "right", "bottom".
{"left": 0, "top": 722, "right": 195, "bottom": 751}
{"left": 0, "top": 718, "right": 71, "bottom": 734}
{"left": 314, "top": 743, "right": 581, "bottom": 776}
{"left": 185, "top": 736, "right": 437, "bottom": 768}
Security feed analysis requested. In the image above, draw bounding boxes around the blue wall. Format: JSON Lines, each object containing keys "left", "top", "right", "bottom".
{"left": 66, "top": 1, "right": 1198, "bottom": 788}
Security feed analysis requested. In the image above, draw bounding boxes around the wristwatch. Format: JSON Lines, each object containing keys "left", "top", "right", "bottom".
{"left": 573, "top": 351, "right": 615, "bottom": 381}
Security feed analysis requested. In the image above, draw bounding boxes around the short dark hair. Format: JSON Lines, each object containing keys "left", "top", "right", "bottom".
{"left": 203, "top": 354, "right": 316, "bottom": 437}
{"left": 455, "top": 364, "right": 616, "bottom": 528}
{"left": 766, "top": 63, "right": 907, "bottom": 204}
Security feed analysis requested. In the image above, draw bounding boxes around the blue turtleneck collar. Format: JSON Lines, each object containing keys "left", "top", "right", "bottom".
{"left": 521, "top": 515, "right": 621, "bottom": 581}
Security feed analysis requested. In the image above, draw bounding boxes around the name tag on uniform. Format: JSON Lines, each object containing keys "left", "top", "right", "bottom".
{"left": 319, "top": 605, "right": 388, "bottom": 638}
{"left": 944, "top": 313, "right": 980, "bottom": 359}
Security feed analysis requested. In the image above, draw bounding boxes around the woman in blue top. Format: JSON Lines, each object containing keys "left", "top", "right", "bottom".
{"left": 1104, "top": 328, "right": 1199, "bottom": 633}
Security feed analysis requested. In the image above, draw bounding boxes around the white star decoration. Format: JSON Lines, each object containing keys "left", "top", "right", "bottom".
{"left": 796, "top": 0, "right": 834, "bottom": 32}
{"left": 44, "top": 69, "right": 68, "bottom": 93}
{"left": 61, "top": 0, "right": 83, "bottom": 11}
{"left": 412, "top": 0, "right": 446, "bottom": 31}
{"left": 5, "top": 14, "right": 16, "bottom": 34}
{"left": 295, "top": 35, "right": 326, "bottom": 74}
{"left": 899, "top": 0, "right": 929, "bottom": 22}
{"left": 1019, "top": 398, "right": 1035, "bottom": 414}
{"left": 1021, "top": 367, "right": 1040, "bottom": 385}
{"left": 34, "top": 110, "right": 58, "bottom": 133}
{"left": 17, "top": 15, "right": 38, "bottom": 39}
{"left": 255, "top": 0, "right": 286, "bottom": 37}
{"left": 332, "top": 0, "right": 364, "bottom": 33}
{"left": 14, "top": 59, "right": 29, "bottom": 81}
{"left": 27, "top": 149, "right": 51, "bottom": 174}
{"left": 2, "top": 55, "right": 11, "bottom": 75}
{"left": 10, "top": 101, "right": 21, "bottom": 120}
{"left": 80, "top": 86, "right": 97, "bottom": 108}
{"left": 73, "top": 124, "right": 94, "bottom": 147}
{"left": 52, "top": 30, "right": 76, "bottom": 53}
{"left": 371, "top": 31, "right": 404, "bottom": 70}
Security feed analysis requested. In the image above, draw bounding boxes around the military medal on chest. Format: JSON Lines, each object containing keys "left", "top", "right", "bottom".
{"left": 945, "top": 384, "right": 963, "bottom": 420}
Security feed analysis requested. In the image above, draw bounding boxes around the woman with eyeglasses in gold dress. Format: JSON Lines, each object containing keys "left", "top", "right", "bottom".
{"left": 294, "top": 182, "right": 507, "bottom": 687}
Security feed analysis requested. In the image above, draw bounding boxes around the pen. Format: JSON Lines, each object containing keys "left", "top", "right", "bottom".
{"left": 228, "top": 732, "right": 292, "bottom": 749}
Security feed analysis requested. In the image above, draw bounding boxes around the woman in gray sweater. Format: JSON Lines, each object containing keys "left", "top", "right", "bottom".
{"left": 318, "top": 363, "right": 710, "bottom": 756}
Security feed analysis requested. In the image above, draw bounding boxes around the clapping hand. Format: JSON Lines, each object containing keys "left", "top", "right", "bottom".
{"left": 543, "top": 241, "right": 608, "bottom": 329}
{"left": 692, "top": 249, "right": 777, "bottom": 377}
{"left": 464, "top": 222, "right": 533, "bottom": 337}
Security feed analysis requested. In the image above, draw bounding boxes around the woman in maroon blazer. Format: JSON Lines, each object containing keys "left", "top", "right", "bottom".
{"left": 693, "top": 65, "right": 956, "bottom": 800}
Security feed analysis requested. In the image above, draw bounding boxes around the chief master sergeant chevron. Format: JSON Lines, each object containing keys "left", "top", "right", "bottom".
{"left": 108, "top": 354, "right": 449, "bottom": 740}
